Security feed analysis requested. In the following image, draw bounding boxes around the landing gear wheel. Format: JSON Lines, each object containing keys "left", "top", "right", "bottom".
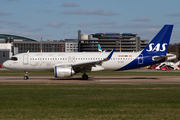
{"left": 24, "top": 76, "right": 29, "bottom": 80}
{"left": 82, "top": 74, "right": 88, "bottom": 80}
{"left": 24, "top": 71, "right": 29, "bottom": 80}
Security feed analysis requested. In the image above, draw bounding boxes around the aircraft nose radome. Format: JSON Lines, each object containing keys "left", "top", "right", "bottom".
{"left": 2, "top": 62, "right": 6, "bottom": 68}
{"left": 2, "top": 61, "right": 9, "bottom": 69}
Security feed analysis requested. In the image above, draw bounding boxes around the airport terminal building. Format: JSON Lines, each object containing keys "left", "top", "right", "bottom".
{"left": 0, "top": 34, "right": 65, "bottom": 53}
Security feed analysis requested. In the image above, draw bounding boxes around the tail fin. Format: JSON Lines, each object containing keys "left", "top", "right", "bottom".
{"left": 98, "top": 44, "right": 102, "bottom": 52}
{"left": 104, "top": 49, "right": 108, "bottom": 52}
{"left": 141, "top": 25, "right": 173, "bottom": 56}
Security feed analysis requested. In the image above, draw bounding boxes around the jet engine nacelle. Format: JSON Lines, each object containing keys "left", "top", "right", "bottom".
{"left": 54, "top": 66, "right": 75, "bottom": 78}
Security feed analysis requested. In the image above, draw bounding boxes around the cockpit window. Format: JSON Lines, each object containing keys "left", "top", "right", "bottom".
{"left": 10, "top": 57, "right": 18, "bottom": 61}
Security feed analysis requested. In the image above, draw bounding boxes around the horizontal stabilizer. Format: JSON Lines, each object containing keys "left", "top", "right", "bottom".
{"left": 153, "top": 54, "right": 176, "bottom": 61}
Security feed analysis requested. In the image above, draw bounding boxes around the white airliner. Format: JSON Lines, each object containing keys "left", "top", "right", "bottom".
{"left": 3, "top": 25, "right": 174, "bottom": 80}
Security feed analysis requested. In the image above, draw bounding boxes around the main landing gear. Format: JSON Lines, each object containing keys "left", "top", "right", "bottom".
{"left": 82, "top": 73, "right": 88, "bottom": 80}
{"left": 24, "top": 71, "right": 29, "bottom": 80}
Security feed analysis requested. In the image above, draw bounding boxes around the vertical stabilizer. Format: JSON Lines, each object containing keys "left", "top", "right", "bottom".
{"left": 98, "top": 44, "right": 102, "bottom": 52}
{"left": 141, "top": 25, "right": 173, "bottom": 56}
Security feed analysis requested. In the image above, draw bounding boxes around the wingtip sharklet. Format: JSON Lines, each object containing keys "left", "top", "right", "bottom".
{"left": 107, "top": 48, "right": 115, "bottom": 60}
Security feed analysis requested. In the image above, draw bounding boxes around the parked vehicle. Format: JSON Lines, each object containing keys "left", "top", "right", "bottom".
{"left": 0, "top": 64, "right": 3, "bottom": 68}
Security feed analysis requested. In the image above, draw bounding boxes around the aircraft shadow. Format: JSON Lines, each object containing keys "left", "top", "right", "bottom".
{"left": 50, "top": 77, "right": 158, "bottom": 81}
{"left": 50, "top": 78, "right": 88, "bottom": 81}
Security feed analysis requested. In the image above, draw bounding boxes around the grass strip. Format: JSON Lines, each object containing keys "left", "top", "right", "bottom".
{"left": 0, "top": 84, "right": 180, "bottom": 119}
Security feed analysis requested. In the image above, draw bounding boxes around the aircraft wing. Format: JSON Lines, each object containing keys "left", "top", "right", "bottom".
{"left": 72, "top": 48, "right": 115, "bottom": 73}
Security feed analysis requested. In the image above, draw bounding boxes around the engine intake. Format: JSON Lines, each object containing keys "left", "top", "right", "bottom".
{"left": 54, "top": 66, "right": 75, "bottom": 78}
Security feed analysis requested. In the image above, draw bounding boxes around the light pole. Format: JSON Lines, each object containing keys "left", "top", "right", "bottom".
{"left": 41, "top": 37, "right": 42, "bottom": 52}
{"left": 120, "top": 40, "right": 121, "bottom": 52}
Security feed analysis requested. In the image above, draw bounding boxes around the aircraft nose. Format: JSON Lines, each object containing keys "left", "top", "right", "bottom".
{"left": 2, "top": 61, "right": 10, "bottom": 69}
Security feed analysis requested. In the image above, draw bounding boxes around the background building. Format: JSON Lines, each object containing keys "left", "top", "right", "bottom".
{"left": 0, "top": 34, "right": 65, "bottom": 53}
{"left": 65, "top": 39, "right": 78, "bottom": 52}
{"left": 0, "top": 43, "right": 12, "bottom": 65}
{"left": 78, "top": 31, "right": 148, "bottom": 52}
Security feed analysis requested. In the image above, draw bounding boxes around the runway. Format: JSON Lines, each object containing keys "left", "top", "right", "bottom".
{"left": 0, "top": 75, "right": 180, "bottom": 84}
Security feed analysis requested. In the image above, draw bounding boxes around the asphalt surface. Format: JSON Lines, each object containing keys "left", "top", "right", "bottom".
{"left": 0, "top": 75, "right": 180, "bottom": 84}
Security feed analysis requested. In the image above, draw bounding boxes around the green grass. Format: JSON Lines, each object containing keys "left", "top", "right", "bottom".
{"left": 0, "top": 84, "right": 180, "bottom": 119}
{"left": 1, "top": 70, "right": 180, "bottom": 76}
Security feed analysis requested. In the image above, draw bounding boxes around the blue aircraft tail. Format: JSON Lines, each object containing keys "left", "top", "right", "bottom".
{"left": 116, "top": 25, "right": 173, "bottom": 71}
{"left": 141, "top": 25, "right": 173, "bottom": 56}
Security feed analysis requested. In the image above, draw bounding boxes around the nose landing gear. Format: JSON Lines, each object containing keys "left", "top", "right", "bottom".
{"left": 24, "top": 71, "right": 29, "bottom": 80}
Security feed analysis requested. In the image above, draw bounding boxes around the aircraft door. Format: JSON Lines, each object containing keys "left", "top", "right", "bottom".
{"left": 138, "top": 54, "right": 143, "bottom": 64}
{"left": 68, "top": 56, "right": 76, "bottom": 63}
{"left": 68, "top": 56, "right": 71, "bottom": 63}
{"left": 23, "top": 54, "right": 28, "bottom": 65}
